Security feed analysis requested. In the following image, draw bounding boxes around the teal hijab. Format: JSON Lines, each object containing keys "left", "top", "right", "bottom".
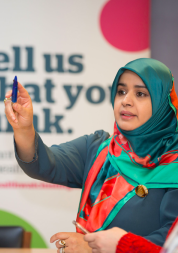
{"left": 111, "top": 58, "right": 178, "bottom": 162}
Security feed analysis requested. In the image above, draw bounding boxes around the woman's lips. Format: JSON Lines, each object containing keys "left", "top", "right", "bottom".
{"left": 120, "top": 111, "right": 136, "bottom": 120}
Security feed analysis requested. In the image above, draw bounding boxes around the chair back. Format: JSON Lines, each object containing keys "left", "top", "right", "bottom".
{"left": 0, "top": 226, "right": 31, "bottom": 248}
{"left": 22, "top": 231, "right": 31, "bottom": 248}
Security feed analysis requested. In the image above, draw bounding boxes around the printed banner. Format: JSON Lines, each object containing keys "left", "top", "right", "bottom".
{"left": 0, "top": 0, "right": 150, "bottom": 248}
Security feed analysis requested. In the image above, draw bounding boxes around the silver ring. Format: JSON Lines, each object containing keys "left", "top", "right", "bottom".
{"left": 60, "top": 247, "right": 65, "bottom": 253}
{"left": 59, "top": 240, "right": 66, "bottom": 247}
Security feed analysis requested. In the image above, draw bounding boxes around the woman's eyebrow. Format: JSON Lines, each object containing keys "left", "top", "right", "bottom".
{"left": 134, "top": 85, "right": 147, "bottom": 89}
{"left": 118, "top": 83, "right": 147, "bottom": 89}
{"left": 117, "top": 83, "right": 126, "bottom": 87}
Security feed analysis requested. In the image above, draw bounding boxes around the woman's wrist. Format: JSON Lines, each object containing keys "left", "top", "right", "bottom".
{"left": 14, "top": 125, "right": 36, "bottom": 162}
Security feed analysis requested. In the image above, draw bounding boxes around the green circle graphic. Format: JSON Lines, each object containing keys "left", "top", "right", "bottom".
{"left": 0, "top": 209, "right": 47, "bottom": 248}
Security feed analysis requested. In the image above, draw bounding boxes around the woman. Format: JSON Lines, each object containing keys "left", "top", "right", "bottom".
{"left": 4, "top": 58, "right": 178, "bottom": 253}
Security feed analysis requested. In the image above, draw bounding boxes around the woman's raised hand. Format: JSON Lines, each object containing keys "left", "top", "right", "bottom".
{"left": 4, "top": 82, "right": 33, "bottom": 130}
{"left": 4, "top": 82, "right": 35, "bottom": 162}
{"left": 50, "top": 232, "right": 92, "bottom": 253}
{"left": 84, "top": 227, "right": 127, "bottom": 253}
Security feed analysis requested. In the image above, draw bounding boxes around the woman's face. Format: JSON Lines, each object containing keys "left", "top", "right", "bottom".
{"left": 114, "top": 70, "right": 152, "bottom": 131}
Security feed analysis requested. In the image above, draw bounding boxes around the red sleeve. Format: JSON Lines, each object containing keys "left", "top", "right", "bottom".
{"left": 116, "top": 232, "right": 162, "bottom": 253}
{"left": 116, "top": 216, "right": 178, "bottom": 253}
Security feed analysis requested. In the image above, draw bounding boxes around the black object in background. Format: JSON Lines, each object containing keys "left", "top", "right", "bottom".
{"left": 0, "top": 226, "right": 23, "bottom": 248}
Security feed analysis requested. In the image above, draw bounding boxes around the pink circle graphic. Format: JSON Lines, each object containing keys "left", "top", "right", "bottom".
{"left": 99, "top": 0, "right": 150, "bottom": 52}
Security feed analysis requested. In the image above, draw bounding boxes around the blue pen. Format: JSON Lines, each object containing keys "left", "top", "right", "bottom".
{"left": 11, "top": 76, "right": 18, "bottom": 103}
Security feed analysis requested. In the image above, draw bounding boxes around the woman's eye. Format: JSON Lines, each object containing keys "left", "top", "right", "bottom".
{"left": 117, "top": 90, "right": 126, "bottom": 95}
{"left": 137, "top": 92, "right": 146, "bottom": 97}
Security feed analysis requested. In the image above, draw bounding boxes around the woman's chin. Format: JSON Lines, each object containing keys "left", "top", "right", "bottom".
{"left": 117, "top": 122, "right": 138, "bottom": 131}
{"left": 120, "top": 127, "right": 136, "bottom": 131}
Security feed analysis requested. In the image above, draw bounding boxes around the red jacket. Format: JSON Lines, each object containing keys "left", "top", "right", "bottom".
{"left": 116, "top": 217, "right": 178, "bottom": 253}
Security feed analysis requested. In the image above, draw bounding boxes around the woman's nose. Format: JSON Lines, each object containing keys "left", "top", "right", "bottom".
{"left": 122, "top": 93, "right": 134, "bottom": 107}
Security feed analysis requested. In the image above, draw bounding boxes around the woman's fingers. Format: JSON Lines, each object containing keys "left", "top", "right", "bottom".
{"left": 5, "top": 102, "right": 29, "bottom": 123}
{"left": 5, "top": 90, "right": 12, "bottom": 98}
{"left": 50, "top": 232, "right": 70, "bottom": 243}
{"left": 16, "top": 82, "right": 29, "bottom": 98}
{"left": 85, "top": 228, "right": 127, "bottom": 253}
{"left": 55, "top": 239, "right": 68, "bottom": 248}
{"left": 84, "top": 234, "right": 98, "bottom": 250}
{"left": 84, "top": 233, "right": 95, "bottom": 242}
{"left": 51, "top": 232, "right": 91, "bottom": 253}
{"left": 4, "top": 100, "right": 18, "bottom": 123}
{"left": 17, "top": 95, "right": 21, "bottom": 104}
{"left": 5, "top": 82, "right": 30, "bottom": 99}
{"left": 12, "top": 103, "right": 29, "bottom": 118}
